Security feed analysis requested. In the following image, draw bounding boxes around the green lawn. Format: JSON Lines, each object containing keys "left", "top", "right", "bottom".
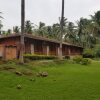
{"left": 0, "top": 60, "right": 100, "bottom": 100}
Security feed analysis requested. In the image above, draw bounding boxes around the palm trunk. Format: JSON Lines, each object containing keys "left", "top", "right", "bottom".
{"left": 59, "top": 0, "right": 64, "bottom": 59}
{"left": 20, "top": 0, "right": 25, "bottom": 63}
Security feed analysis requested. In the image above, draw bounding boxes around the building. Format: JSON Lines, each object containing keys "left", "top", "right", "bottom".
{"left": 0, "top": 33, "right": 83, "bottom": 60}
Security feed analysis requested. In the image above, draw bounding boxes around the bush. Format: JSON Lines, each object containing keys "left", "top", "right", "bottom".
{"left": 81, "top": 58, "right": 91, "bottom": 65}
{"left": 83, "top": 49, "right": 94, "bottom": 58}
{"left": 73, "top": 56, "right": 83, "bottom": 64}
{"left": 94, "top": 44, "right": 100, "bottom": 58}
{"left": 24, "top": 54, "right": 57, "bottom": 61}
{"left": 1, "top": 59, "right": 20, "bottom": 64}
{"left": 73, "top": 56, "right": 91, "bottom": 65}
{"left": 64, "top": 56, "right": 70, "bottom": 59}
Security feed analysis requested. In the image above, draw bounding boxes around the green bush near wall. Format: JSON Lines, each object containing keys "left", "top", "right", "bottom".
{"left": 24, "top": 54, "right": 57, "bottom": 60}
{"left": 73, "top": 56, "right": 83, "bottom": 64}
{"left": 73, "top": 56, "right": 92, "bottom": 65}
{"left": 83, "top": 49, "right": 94, "bottom": 58}
{"left": 94, "top": 44, "right": 100, "bottom": 58}
{"left": 81, "top": 58, "right": 91, "bottom": 65}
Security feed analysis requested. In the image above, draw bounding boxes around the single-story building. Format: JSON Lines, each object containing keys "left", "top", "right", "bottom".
{"left": 0, "top": 33, "right": 83, "bottom": 60}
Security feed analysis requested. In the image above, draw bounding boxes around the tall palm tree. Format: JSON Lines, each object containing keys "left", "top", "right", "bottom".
{"left": 20, "top": 0, "right": 25, "bottom": 63}
{"left": 0, "top": 12, "right": 3, "bottom": 19}
{"left": 25, "top": 20, "right": 34, "bottom": 34}
{"left": 0, "top": 12, "right": 3, "bottom": 34}
{"left": 13, "top": 26, "right": 20, "bottom": 33}
{"left": 91, "top": 11, "right": 100, "bottom": 39}
{"left": 65, "top": 22, "right": 77, "bottom": 44}
{"left": 59, "top": 0, "right": 65, "bottom": 59}
{"left": 77, "top": 18, "right": 96, "bottom": 48}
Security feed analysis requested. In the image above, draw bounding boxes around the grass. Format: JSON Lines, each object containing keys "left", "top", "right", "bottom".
{"left": 0, "top": 60, "right": 100, "bottom": 100}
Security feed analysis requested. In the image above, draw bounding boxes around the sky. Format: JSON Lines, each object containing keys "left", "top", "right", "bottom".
{"left": 0, "top": 0, "right": 100, "bottom": 30}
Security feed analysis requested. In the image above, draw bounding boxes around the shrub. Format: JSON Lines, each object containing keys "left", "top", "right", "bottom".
{"left": 24, "top": 54, "right": 57, "bottom": 61}
{"left": 1, "top": 59, "right": 20, "bottom": 64}
{"left": 94, "top": 44, "right": 100, "bottom": 58}
{"left": 73, "top": 56, "right": 91, "bottom": 65}
{"left": 73, "top": 56, "right": 83, "bottom": 64}
{"left": 83, "top": 49, "right": 94, "bottom": 58}
{"left": 81, "top": 58, "right": 91, "bottom": 65}
{"left": 64, "top": 56, "right": 70, "bottom": 59}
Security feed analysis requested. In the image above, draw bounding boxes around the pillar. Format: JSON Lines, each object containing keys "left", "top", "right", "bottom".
{"left": 47, "top": 46, "right": 49, "bottom": 56}
{"left": 31, "top": 44, "right": 34, "bottom": 54}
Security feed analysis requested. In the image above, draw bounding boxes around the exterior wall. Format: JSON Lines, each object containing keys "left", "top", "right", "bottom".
{"left": 48, "top": 42, "right": 58, "bottom": 56}
{"left": 25, "top": 38, "right": 44, "bottom": 55}
{"left": 0, "top": 36, "right": 83, "bottom": 60}
{"left": 0, "top": 37, "right": 20, "bottom": 46}
{"left": 25, "top": 37, "right": 83, "bottom": 57}
{"left": 62, "top": 45, "right": 69, "bottom": 56}
{"left": 0, "top": 37, "right": 20, "bottom": 59}
{"left": 68, "top": 46, "right": 83, "bottom": 56}
{"left": 62, "top": 45, "right": 83, "bottom": 56}
{"left": 25, "top": 38, "right": 59, "bottom": 56}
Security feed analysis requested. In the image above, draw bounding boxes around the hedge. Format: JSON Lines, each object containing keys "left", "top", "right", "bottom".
{"left": 24, "top": 54, "right": 57, "bottom": 60}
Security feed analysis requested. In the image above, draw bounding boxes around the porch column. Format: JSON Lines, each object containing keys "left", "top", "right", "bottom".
{"left": 47, "top": 46, "right": 49, "bottom": 56}
{"left": 31, "top": 44, "right": 34, "bottom": 54}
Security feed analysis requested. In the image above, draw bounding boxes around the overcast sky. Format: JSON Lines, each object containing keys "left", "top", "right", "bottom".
{"left": 0, "top": 0, "right": 100, "bottom": 30}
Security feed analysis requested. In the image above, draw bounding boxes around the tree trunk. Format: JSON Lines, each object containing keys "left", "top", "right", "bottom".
{"left": 59, "top": 0, "right": 64, "bottom": 60}
{"left": 20, "top": 0, "right": 25, "bottom": 63}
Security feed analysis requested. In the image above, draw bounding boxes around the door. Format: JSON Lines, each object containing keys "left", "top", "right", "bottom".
{"left": 5, "top": 46, "right": 17, "bottom": 60}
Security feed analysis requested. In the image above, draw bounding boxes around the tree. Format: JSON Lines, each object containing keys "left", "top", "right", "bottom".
{"left": 52, "top": 23, "right": 60, "bottom": 39}
{"left": 46, "top": 26, "right": 52, "bottom": 37}
{"left": 0, "top": 12, "right": 3, "bottom": 19}
{"left": 13, "top": 26, "right": 20, "bottom": 33}
{"left": 38, "top": 22, "right": 46, "bottom": 36}
{"left": 0, "top": 21, "right": 3, "bottom": 34}
{"left": 7, "top": 29, "right": 12, "bottom": 34}
{"left": 77, "top": 18, "right": 89, "bottom": 47}
{"left": 0, "top": 12, "right": 3, "bottom": 34}
{"left": 90, "top": 11, "right": 100, "bottom": 39}
{"left": 34, "top": 22, "right": 48, "bottom": 37}
{"left": 94, "top": 44, "right": 100, "bottom": 58}
{"left": 20, "top": 0, "right": 25, "bottom": 63}
{"left": 77, "top": 17, "right": 96, "bottom": 48}
{"left": 39, "top": 22, "right": 45, "bottom": 29}
{"left": 59, "top": 0, "right": 65, "bottom": 59}
{"left": 25, "top": 20, "right": 34, "bottom": 34}
{"left": 64, "top": 22, "right": 77, "bottom": 44}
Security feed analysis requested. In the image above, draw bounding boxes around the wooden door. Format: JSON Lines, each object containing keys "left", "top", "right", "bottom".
{"left": 5, "top": 46, "right": 17, "bottom": 60}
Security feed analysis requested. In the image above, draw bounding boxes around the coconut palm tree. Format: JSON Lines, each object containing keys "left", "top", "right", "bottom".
{"left": 59, "top": 0, "right": 65, "bottom": 59}
{"left": 25, "top": 20, "right": 34, "bottom": 34}
{"left": 0, "top": 12, "right": 3, "bottom": 34}
{"left": 90, "top": 11, "right": 100, "bottom": 40}
{"left": 77, "top": 17, "right": 96, "bottom": 48}
{"left": 20, "top": 0, "right": 25, "bottom": 63}
{"left": 13, "top": 26, "right": 20, "bottom": 33}
{"left": 64, "top": 22, "right": 77, "bottom": 44}
{"left": 34, "top": 22, "right": 48, "bottom": 37}
{"left": 52, "top": 23, "right": 60, "bottom": 39}
{"left": 0, "top": 12, "right": 3, "bottom": 19}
